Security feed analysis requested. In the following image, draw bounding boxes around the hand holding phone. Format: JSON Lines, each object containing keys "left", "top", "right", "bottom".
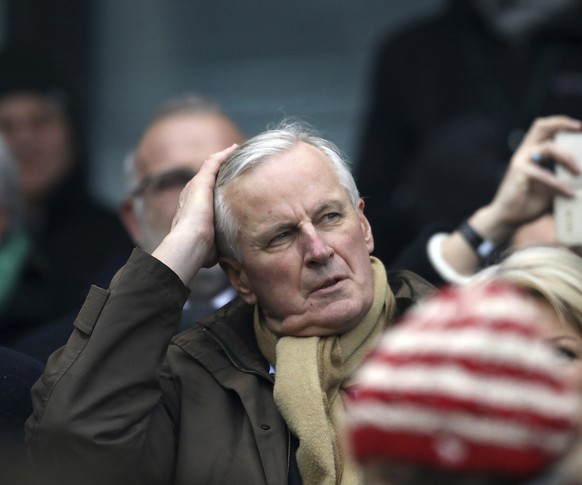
{"left": 554, "top": 132, "right": 582, "bottom": 247}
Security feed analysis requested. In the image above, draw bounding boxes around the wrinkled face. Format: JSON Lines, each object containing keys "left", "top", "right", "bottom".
{"left": 0, "top": 93, "right": 73, "bottom": 203}
{"left": 133, "top": 113, "right": 244, "bottom": 251}
{"left": 535, "top": 297, "right": 582, "bottom": 392}
{"left": 220, "top": 142, "right": 375, "bottom": 337}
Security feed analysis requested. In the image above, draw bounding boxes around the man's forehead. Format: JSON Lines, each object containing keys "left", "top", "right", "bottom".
{"left": 136, "top": 113, "right": 240, "bottom": 175}
{"left": 0, "top": 92, "right": 63, "bottom": 117}
{"left": 236, "top": 142, "right": 336, "bottom": 181}
{"left": 225, "top": 144, "right": 346, "bottom": 217}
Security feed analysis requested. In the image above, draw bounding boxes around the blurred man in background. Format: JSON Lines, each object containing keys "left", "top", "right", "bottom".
{"left": 120, "top": 94, "right": 245, "bottom": 328}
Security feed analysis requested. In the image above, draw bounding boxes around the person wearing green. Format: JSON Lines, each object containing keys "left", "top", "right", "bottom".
{"left": 0, "top": 136, "right": 31, "bottom": 317}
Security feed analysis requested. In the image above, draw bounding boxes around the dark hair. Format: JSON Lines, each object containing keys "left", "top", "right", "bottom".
{"left": 0, "top": 47, "right": 88, "bottom": 184}
{"left": 0, "top": 48, "right": 73, "bottom": 115}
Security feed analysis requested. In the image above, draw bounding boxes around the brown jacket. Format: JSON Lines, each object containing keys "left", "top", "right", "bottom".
{"left": 26, "top": 249, "right": 433, "bottom": 485}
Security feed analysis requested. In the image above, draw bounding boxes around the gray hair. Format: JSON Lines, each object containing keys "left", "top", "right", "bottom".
{"left": 0, "top": 136, "right": 22, "bottom": 227}
{"left": 151, "top": 93, "right": 222, "bottom": 122}
{"left": 491, "top": 245, "right": 582, "bottom": 333}
{"left": 214, "top": 121, "right": 359, "bottom": 261}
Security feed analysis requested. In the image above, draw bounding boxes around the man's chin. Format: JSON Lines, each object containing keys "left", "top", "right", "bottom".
{"left": 274, "top": 306, "right": 366, "bottom": 338}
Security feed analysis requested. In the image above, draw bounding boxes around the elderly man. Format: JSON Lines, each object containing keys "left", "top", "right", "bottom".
{"left": 27, "top": 123, "right": 433, "bottom": 485}
{"left": 120, "top": 94, "right": 244, "bottom": 327}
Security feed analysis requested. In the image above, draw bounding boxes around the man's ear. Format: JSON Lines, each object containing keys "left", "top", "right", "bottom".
{"left": 357, "top": 198, "right": 374, "bottom": 254}
{"left": 219, "top": 257, "right": 257, "bottom": 305}
{"left": 119, "top": 199, "right": 142, "bottom": 246}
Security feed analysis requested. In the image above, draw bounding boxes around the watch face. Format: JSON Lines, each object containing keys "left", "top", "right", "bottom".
{"left": 477, "top": 239, "right": 497, "bottom": 259}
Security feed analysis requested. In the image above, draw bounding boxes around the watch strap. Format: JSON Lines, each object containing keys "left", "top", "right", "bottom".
{"left": 457, "top": 221, "right": 497, "bottom": 261}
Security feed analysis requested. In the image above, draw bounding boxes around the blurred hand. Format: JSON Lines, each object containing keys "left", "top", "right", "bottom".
{"left": 442, "top": 116, "right": 582, "bottom": 278}
{"left": 488, "top": 115, "right": 581, "bottom": 227}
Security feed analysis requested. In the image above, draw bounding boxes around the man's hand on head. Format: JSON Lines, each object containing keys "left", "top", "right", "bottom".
{"left": 152, "top": 144, "right": 238, "bottom": 284}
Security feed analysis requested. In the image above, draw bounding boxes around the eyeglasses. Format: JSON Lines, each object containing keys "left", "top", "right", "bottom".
{"left": 131, "top": 167, "right": 197, "bottom": 199}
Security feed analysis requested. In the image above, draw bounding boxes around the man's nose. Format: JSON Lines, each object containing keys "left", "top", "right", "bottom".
{"left": 303, "top": 228, "right": 333, "bottom": 266}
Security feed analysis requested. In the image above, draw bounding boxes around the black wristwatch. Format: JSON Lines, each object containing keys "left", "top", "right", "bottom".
{"left": 457, "top": 220, "right": 497, "bottom": 261}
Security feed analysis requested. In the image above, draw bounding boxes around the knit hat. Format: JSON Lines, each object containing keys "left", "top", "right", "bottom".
{"left": 346, "top": 280, "right": 580, "bottom": 480}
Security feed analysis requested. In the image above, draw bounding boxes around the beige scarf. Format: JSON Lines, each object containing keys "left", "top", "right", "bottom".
{"left": 254, "top": 257, "right": 397, "bottom": 484}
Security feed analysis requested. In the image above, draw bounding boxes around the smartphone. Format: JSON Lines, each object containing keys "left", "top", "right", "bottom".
{"left": 554, "top": 132, "right": 582, "bottom": 247}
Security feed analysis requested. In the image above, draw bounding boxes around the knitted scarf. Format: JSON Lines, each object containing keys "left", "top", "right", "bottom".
{"left": 254, "top": 257, "right": 396, "bottom": 484}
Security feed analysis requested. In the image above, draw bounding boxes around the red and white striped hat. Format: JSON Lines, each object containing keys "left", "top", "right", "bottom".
{"left": 347, "top": 280, "right": 580, "bottom": 479}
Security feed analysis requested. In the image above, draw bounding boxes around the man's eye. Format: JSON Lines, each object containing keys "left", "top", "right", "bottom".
{"left": 324, "top": 212, "right": 340, "bottom": 222}
{"left": 270, "top": 231, "right": 290, "bottom": 244}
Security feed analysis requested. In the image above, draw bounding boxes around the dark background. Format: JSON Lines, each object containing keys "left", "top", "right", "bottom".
{"left": 0, "top": 0, "right": 443, "bottom": 206}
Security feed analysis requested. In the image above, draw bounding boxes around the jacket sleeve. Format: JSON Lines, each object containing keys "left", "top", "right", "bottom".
{"left": 25, "top": 248, "right": 190, "bottom": 485}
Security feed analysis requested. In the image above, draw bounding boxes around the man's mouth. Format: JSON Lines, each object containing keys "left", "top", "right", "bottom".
{"left": 316, "top": 277, "right": 345, "bottom": 291}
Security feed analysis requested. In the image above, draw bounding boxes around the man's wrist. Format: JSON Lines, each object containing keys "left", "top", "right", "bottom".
{"left": 152, "top": 230, "right": 209, "bottom": 284}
